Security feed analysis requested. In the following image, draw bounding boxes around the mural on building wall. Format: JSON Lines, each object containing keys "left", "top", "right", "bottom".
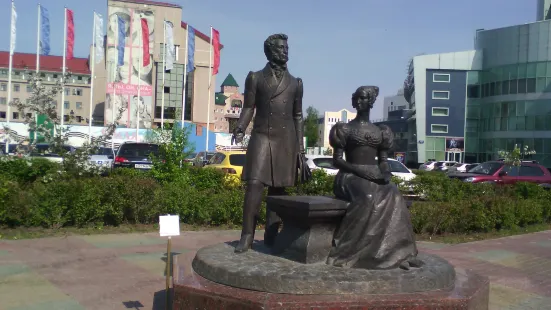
{"left": 105, "top": 5, "right": 154, "bottom": 129}
{"left": 446, "top": 138, "right": 464, "bottom": 152}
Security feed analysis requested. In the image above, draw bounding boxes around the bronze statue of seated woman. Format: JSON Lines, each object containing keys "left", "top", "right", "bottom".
{"left": 327, "top": 86, "right": 423, "bottom": 270}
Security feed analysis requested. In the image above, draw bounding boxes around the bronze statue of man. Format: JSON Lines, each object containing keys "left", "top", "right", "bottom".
{"left": 232, "top": 33, "right": 305, "bottom": 253}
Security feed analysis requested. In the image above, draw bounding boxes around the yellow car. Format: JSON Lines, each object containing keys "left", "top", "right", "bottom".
{"left": 204, "top": 150, "right": 247, "bottom": 178}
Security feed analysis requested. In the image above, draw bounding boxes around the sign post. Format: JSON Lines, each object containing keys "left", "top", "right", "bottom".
{"left": 159, "top": 214, "right": 180, "bottom": 309}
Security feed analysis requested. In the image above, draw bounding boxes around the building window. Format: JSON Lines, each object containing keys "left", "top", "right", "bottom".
{"left": 76, "top": 102, "right": 83, "bottom": 109}
{"left": 0, "top": 111, "right": 5, "bottom": 118}
{"left": 76, "top": 116, "right": 83, "bottom": 122}
{"left": 26, "top": 85, "right": 32, "bottom": 93}
{"left": 77, "top": 76, "right": 82, "bottom": 81}
{"left": 65, "top": 88, "right": 70, "bottom": 96}
{"left": 431, "top": 124, "right": 448, "bottom": 134}
{"left": 51, "top": 100, "right": 57, "bottom": 107}
{"left": 432, "top": 90, "right": 449, "bottom": 100}
{"left": 433, "top": 73, "right": 450, "bottom": 83}
{"left": 0, "top": 69, "right": 8, "bottom": 76}
{"left": 13, "top": 84, "right": 20, "bottom": 92}
{"left": 64, "top": 101, "right": 70, "bottom": 109}
{"left": 12, "top": 112, "right": 19, "bottom": 119}
{"left": 64, "top": 115, "right": 70, "bottom": 122}
{"left": 0, "top": 83, "right": 6, "bottom": 91}
{"left": 164, "top": 87, "right": 170, "bottom": 93}
{"left": 432, "top": 107, "right": 449, "bottom": 116}
{"left": 26, "top": 113, "right": 32, "bottom": 119}
{"left": 73, "top": 88, "right": 83, "bottom": 96}
{"left": 0, "top": 97, "right": 6, "bottom": 105}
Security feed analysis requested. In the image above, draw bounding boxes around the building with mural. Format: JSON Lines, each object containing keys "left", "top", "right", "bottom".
{"left": 93, "top": 0, "right": 222, "bottom": 130}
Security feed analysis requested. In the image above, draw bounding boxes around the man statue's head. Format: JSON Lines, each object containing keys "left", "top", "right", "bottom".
{"left": 264, "top": 33, "right": 289, "bottom": 65}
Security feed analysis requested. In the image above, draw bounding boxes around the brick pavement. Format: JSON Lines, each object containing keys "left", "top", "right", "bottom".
{"left": 1, "top": 230, "right": 551, "bottom": 309}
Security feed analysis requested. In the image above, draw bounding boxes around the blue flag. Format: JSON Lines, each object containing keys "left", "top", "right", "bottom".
{"left": 40, "top": 6, "right": 50, "bottom": 55}
{"left": 117, "top": 15, "right": 125, "bottom": 66}
{"left": 186, "top": 26, "right": 195, "bottom": 73}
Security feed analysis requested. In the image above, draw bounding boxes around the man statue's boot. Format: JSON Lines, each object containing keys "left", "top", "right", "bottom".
{"left": 235, "top": 180, "right": 264, "bottom": 253}
{"left": 263, "top": 187, "right": 284, "bottom": 247}
{"left": 263, "top": 208, "right": 281, "bottom": 247}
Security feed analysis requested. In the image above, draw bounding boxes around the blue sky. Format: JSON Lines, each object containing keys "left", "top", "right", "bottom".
{"left": 0, "top": 0, "right": 536, "bottom": 120}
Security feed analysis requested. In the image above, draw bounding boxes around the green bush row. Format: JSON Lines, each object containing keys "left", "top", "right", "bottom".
{"left": 1, "top": 157, "right": 551, "bottom": 235}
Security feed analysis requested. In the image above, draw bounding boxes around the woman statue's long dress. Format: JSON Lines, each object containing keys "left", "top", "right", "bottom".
{"left": 326, "top": 86, "right": 422, "bottom": 270}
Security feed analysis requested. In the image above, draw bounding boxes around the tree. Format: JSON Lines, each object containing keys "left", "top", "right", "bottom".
{"left": 498, "top": 144, "right": 536, "bottom": 166}
{"left": 3, "top": 70, "right": 125, "bottom": 176}
{"left": 304, "top": 106, "right": 320, "bottom": 148}
{"left": 323, "top": 148, "right": 333, "bottom": 156}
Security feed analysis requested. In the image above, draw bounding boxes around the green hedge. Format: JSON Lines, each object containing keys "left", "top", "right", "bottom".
{"left": 1, "top": 157, "right": 551, "bottom": 235}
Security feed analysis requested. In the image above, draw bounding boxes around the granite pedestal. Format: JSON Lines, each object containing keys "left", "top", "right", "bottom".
{"left": 266, "top": 196, "right": 348, "bottom": 264}
{"left": 175, "top": 196, "right": 489, "bottom": 309}
{"left": 174, "top": 251, "right": 489, "bottom": 309}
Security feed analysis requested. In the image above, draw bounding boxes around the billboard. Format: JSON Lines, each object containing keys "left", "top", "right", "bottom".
{"left": 445, "top": 137, "right": 464, "bottom": 152}
{"left": 105, "top": 5, "right": 155, "bottom": 129}
{"left": 394, "top": 152, "right": 406, "bottom": 163}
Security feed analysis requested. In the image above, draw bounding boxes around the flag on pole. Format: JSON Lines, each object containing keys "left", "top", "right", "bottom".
{"left": 40, "top": 6, "right": 50, "bottom": 55}
{"left": 117, "top": 15, "right": 125, "bottom": 66}
{"left": 141, "top": 18, "right": 150, "bottom": 66}
{"left": 212, "top": 28, "right": 220, "bottom": 75}
{"left": 94, "top": 12, "right": 104, "bottom": 64}
{"left": 10, "top": 1, "right": 17, "bottom": 56}
{"left": 165, "top": 21, "right": 174, "bottom": 71}
{"left": 186, "top": 26, "right": 195, "bottom": 73}
{"left": 66, "top": 9, "right": 74, "bottom": 60}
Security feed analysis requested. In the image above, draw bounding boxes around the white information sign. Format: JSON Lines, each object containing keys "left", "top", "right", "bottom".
{"left": 159, "top": 214, "right": 180, "bottom": 237}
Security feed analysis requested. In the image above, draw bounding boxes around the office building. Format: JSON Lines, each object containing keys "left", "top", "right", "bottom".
{"left": 317, "top": 109, "right": 356, "bottom": 148}
{"left": 0, "top": 52, "right": 91, "bottom": 125}
{"left": 382, "top": 88, "right": 408, "bottom": 120}
{"left": 402, "top": 0, "right": 551, "bottom": 167}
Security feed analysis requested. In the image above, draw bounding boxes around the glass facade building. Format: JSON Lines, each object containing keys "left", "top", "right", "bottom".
{"left": 471, "top": 20, "right": 551, "bottom": 167}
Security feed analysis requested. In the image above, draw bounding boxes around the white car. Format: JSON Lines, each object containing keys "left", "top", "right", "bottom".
{"left": 87, "top": 147, "right": 116, "bottom": 172}
{"left": 448, "top": 163, "right": 480, "bottom": 174}
{"left": 388, "top": 159, "right": 416, "bottom": 181}
{"left": 305, "top": 155, "right": 338, "bottom": 175}
{"left": 419, "top": 161, "right": 436, "bottom": 171}
{"left": 305, "top": 155, "right": 416, "bottom": 182}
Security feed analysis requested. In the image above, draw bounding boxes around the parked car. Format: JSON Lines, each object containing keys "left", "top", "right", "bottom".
{"left": 305, "top": 155, "right": 338, "bottom": 175}
{"left": 434, "top": 161, "right": 458, "bottom": 172}
{"left": 419, "top": 161, "right": 437, "bottom": 171}
{"left": 184, "top": 152, "right": 197, "bottom": 164}
{"left": 447, "top": 163, "right": 480, "bottom": 174}
{"left": 205, "top": 150, "right": 247, "bottom": 177}
{"left": 448, "top": 161, "right": 551, "bottom": 187}
{"left": 113, "top": 142, "right": 160, "bottom": 170}
{"left": 193, "top": 151, "right": 216, "bottom": 167}
{"left": 87, "top": 147, "right": 115, "bottom": 171}
{"left": 388, "top": 159, "right": 416, "bottom": 182}
{"left": 29, "top": 143, "right": 77, "bottom": 163}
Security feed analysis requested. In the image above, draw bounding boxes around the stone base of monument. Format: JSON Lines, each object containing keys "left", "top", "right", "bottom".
{"left": 172, "top": 243, "right": 489, "bottom": 309}
{"left": 172, "top": 196, "right": 489, "bottom": 309}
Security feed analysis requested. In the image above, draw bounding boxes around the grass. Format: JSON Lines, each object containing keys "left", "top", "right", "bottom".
{"left": 1, "top": 223, "right": 550, "bottom": 243}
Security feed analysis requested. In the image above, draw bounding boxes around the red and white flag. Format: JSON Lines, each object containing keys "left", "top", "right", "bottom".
{"left": 66, "top": 9, "right": 74, "bottom": 59}
{"left": 212, "top": 28, "right": 220, "bottom": 75}
{"left": 141, "top": 18, "right": 150, "bottom": 66}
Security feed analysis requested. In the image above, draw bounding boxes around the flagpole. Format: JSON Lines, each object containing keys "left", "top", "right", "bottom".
{"left": 88, "top": 12, "right": 96, "bottom": 145}
{"left": 205, "top": 26, "right": 213, "bottom": 153}
{"left": 111, "top": 59, "right": 116, "bottom": 150}
{"left": 161, "top": 20, "right": 166, "bottom": 129}
{"left": 181, "top": 27, "right": 189, "bottom": 129}
{"left": 60, "top": 7, "right": 67, "bottom": 129}
{"left": 5, "top": 0, "right": 15, "bottom": 155}
{"left": 136, "top": 17, "right": 141, "bottom": 142}
{"left": 34, "top": 3, "right": 40, "bottom": 143}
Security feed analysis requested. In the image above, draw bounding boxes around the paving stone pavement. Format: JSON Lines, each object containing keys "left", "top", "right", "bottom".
{"left": 1, "top": 230, "right": 551, "bottom": 309}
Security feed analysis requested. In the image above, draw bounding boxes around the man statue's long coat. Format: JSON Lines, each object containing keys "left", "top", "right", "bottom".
{"left": 235, "top": 64, "right": 304, "bottom": 188}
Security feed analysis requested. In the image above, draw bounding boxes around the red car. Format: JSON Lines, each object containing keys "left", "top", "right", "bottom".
{"left": 448, "top": 161, "right": 551, "bottom": 188}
